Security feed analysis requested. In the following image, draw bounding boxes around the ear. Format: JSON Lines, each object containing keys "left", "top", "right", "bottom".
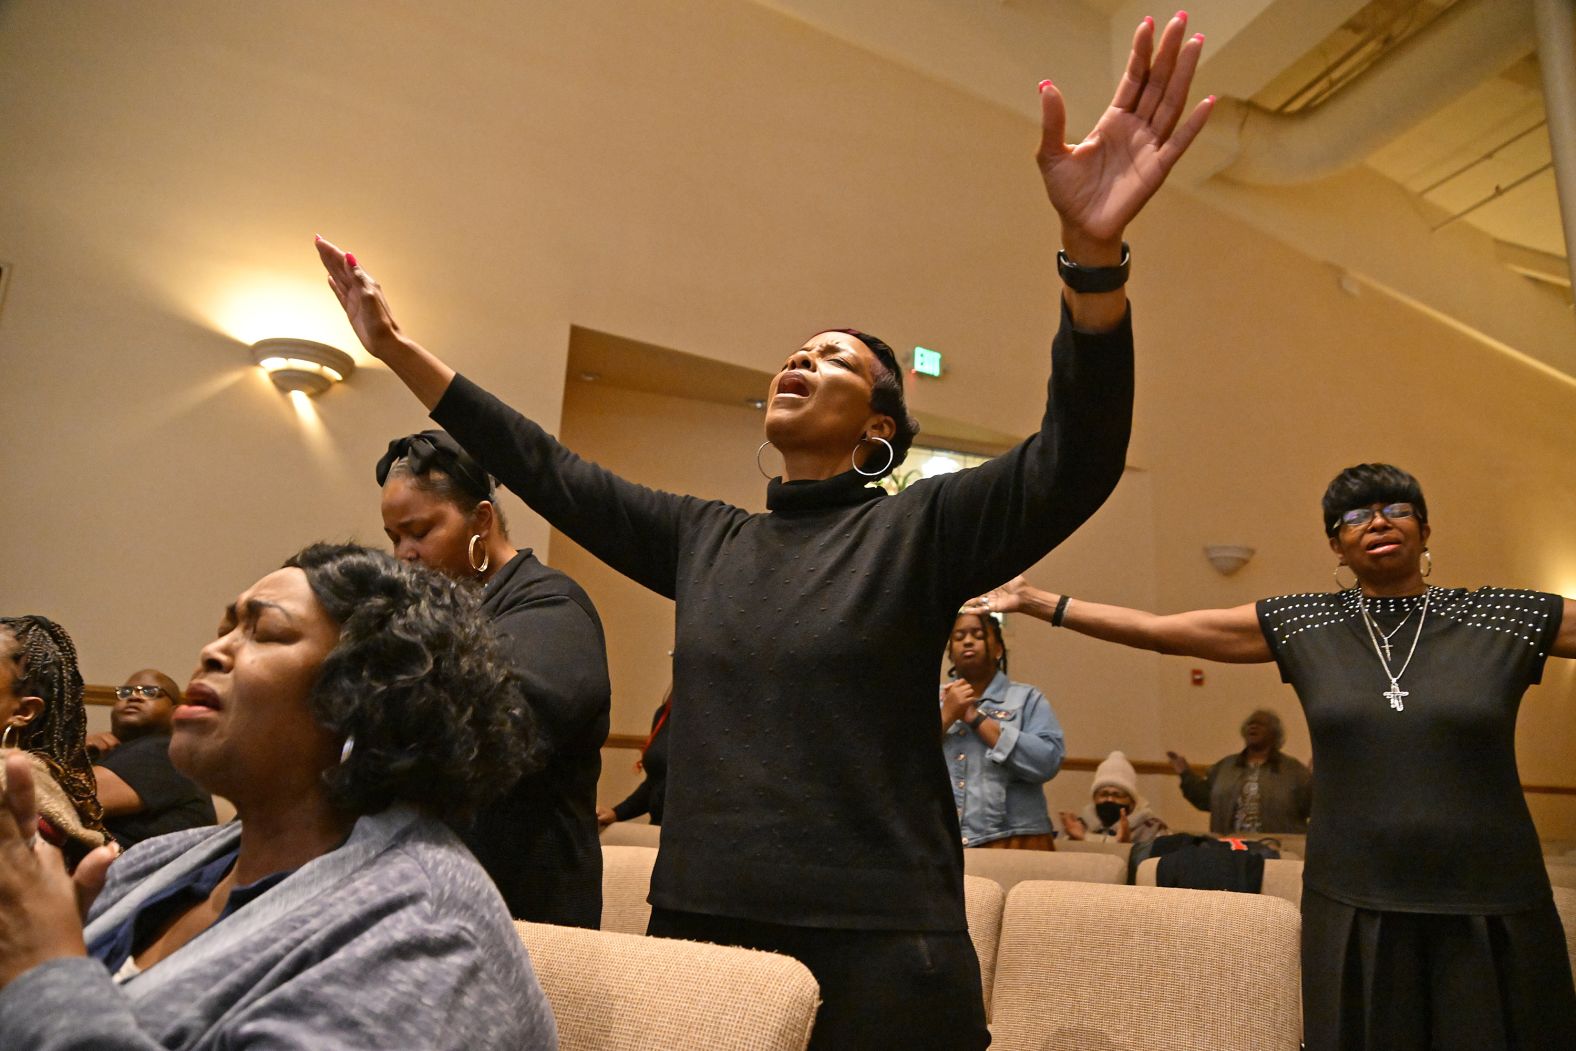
{"left": 470, "top": 500, "right": 496, "bottom": 539}
{"left": 1327, "top": 535, "right": 1343, "bottom": 560}
{"left": 11, "top": 695, "right": 43, "bottom": 727}
{"left": 1420, "top": 520, "right": 1431, "bottom": 545}
{"left": 862, "top": 414, "right": 896, "bottom": 443}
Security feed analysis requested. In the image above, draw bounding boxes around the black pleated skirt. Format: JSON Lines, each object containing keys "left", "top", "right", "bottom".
{"left": 1301, "top": 887, "right": 1576, "bottom": 1051}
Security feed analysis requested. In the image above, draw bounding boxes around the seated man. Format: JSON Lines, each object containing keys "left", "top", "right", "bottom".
{"left": 89, "top": 669, "right": 216, "bottom": 847}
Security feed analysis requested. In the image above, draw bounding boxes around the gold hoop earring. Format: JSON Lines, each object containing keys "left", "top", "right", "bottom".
{"left": 468, "top": 534, "right": 489, "bottom": 575}
{"left": 1332, "top": 564, "right": 1355, "bottom": 591}
{"left": 756, "top": 440, "right": 779, "bottom": 481}
{"left": 1421, "top": 549, "right": 1432, "bottom": 578}
{"left": 1, "top": 724, "right": 16, "bottom": 750}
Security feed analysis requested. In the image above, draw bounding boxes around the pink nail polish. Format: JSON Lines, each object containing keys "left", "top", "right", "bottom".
{"left": 1206, "top": 94, "right": 1217, "bottom": 104}
{"left": 1143, "top": 15, "right": 1153, "bottom": 27}
{"left": 1193, "top": 33, "right": 1204, "bottom": 42}
{"left": 1038, "top": 79, "right": 1054, "bottom": 92}
{"left": 1176, "top": 10, "right": 1188, "bottom": 20}
{"left": 345, "top": 253, "right": 358, "bottom": 268}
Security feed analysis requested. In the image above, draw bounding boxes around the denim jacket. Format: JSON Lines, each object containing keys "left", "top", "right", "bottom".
{"left": 942, "top": 671, "right": 1065, "bottom": 846}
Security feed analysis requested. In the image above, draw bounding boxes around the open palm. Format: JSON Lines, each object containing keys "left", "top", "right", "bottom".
{"left": 1039, "top": 14, "right": 1212, "bottom": 247}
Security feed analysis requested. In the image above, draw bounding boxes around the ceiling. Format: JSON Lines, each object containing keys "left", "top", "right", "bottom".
{"left": 751, "top": 0, "right": 1574, "bottom": 372}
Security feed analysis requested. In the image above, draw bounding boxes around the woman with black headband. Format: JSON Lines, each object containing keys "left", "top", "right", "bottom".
{"left": 320, "top": 17, "right": 1211, "bottom": 1047}
{"left": 377, "top": 429, "right": 611, "bottom": 928}
{"left": 965, "top": 463, "right": 1576, "bottom": 1049}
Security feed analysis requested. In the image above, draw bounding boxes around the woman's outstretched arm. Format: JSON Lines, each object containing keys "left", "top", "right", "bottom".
{"left": 962, "top": 577, "right": 1272, "bottom": 664}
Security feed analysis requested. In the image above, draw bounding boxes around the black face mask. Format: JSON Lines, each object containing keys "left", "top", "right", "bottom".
{"left": 1094, "top": 800, "right": 1129, "bottom": 828}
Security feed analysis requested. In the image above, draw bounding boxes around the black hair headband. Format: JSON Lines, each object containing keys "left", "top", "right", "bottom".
{"left": 374, "top": 430, "right": 494, "bottom": 503}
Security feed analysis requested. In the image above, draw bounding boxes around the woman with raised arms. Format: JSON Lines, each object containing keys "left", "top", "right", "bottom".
{"left": 318, "top": 15, "right": 1212, "bottom": 1048}
{"left": 965, "top": 463, "right": 1576, "bottom": 1050}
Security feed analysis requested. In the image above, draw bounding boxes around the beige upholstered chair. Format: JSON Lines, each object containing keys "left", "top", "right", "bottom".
{"left": 1547, "top": 862, "right": 1576, "bottom": 890}
{"left": 516, "top": 921, "right": 819, "bottom": 1051}
{"left": 963, "top": 874, "right": 1006, "bottom": 1018}
{"left": 1135, "top": 856, "right": 1304, "bottom": 906}
{"left": 599, "top": 821, "right": 662, "bottom": 848}
{"left": 600, "top": 844, "right": 658, "bottom": 935}
{"left": 1055, "top": 839, "right": 1133, "bottom": 861}
{"left": 988, "top": 881, "right": 1302, "bottom": 1051}
{"left": 963, "top": 848, "right": 1125, "bottom": 891}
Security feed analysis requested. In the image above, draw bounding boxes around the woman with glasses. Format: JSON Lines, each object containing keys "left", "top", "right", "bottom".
{"left": 0, "top": 616, "right": 111, "bottom": 867}
{"left": 964, "top": 462, "right": 1576, "bottom": 1049}
{"left": 315, "top": 17, "right": 1213, "bottom": 1047}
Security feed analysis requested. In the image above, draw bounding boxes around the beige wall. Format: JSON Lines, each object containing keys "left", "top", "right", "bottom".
{"left": 1, "top": 2, "right": 1571, "bottom": 838}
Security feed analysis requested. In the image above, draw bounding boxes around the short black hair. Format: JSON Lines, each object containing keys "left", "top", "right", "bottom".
{"left": 1321, "top": 463, "right": 1427, "bottom": 537}
{"left": 283, "top": 543, "right": 535, "bottom": 820}
{"left": 832, "top": 329, "right": 920, "bottom": 479}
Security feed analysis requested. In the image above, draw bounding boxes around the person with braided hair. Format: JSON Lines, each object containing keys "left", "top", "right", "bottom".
{"left": 0, "top": 616, "right": 110, "bottom": 866}
{"left": 940, "top": 611, "right": 1064, "bottom": 850}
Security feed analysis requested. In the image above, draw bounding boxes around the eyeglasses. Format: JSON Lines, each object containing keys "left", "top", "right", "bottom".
{"left": 1336, "top": 502, "right": 1417, "bottom": 532}
{"left": 115, "top": 685, "right": 167, "bottom": 701}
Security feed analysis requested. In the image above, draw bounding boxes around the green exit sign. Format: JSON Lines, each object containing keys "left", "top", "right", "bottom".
{"left": 912, "top": 346, "right": 943, "bottom": 377}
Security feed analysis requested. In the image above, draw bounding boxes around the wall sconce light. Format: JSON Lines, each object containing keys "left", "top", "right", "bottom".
{"left": 1204, "top": 544, "right": 1255, "bottom": 575}
{"left": 250, "top": 338, "right": 356, "bottom": 396}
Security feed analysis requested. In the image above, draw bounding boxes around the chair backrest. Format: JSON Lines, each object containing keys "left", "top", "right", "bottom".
{"left": 1055, "top": 839, "right": 1133, "bottom": 861}
{"left": 1135, "top": 856, "right": 1304, "bottom": 905}
{"left": 988, "top": 880, "right": 1302, "bottom": 1051}
{"left": 601, "top": 844, "right": 658, "bottom": 935}
{"left": 1554, "top": 886, "right": 1576, "bottom": 977}
{"left": 963, "top": 848, "right": 1125, "bottom": 891}
{"left": 516, "top": 921, "right": 819, "bottom": 1051}
{"left": 599, "top": 821, "right": 662, "bottom": 848}
{"left": 963, "top": 874, "right": 1005, "bottom": 1018}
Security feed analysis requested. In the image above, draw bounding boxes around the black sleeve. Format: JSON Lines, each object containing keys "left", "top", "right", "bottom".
{"left": 612, "top": 779, "right": 651, "bottom": 823}
{"left": 433, "top": 376, "right": 739, "bottom": 600}
{"left": 490, "top": 591, "right": 608, "bottom": 750}
{"left": 1177, "top": 760, "right": 1217, "bottom": 813}
{"left": 925, "top": 301, "right": 1135, "bottom": 603}
{"left": 98, "top": 738, "right": 196, "bottom": 813}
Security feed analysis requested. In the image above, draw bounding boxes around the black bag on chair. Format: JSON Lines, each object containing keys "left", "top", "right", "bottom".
{"left": 1148, "top": 833, "right": 1277, "bottom": 893}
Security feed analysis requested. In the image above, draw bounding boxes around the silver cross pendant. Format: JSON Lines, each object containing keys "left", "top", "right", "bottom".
{"left": 1384, "top": 683, "right": 1408, "bottom": 711}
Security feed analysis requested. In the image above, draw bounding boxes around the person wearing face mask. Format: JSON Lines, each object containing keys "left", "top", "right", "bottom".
{"left": 964, "top": 463, "right": 1576, "bottom": 1050}
{"left": 376, "top": 430, "right": 610, "bottom": 928}
{"left": 940, "top": 612, "right": 1064, "bottom": 850}
{"left": 89, "top": 670, "right": 216, "bottom": 849}
{"left": 1059, "top": 750, "right": 1168, "bottom": 845}
{"left": 1166, "top": 708, "right": 1310, "bottom": 835}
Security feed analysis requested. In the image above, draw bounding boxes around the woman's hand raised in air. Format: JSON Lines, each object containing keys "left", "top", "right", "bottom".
{"left": 314, "top": 236, "right": 456, "bottom": 411}
{"left": 1038, "top": 13, "right": 1212, "bottom": 261}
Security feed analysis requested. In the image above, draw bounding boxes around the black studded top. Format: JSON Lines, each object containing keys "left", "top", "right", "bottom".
{"left": 1257, "top": 585, "right": 1564, "bottom": 913}
{"left": 434, "top": 302, "right": 1133, "bottom": 930}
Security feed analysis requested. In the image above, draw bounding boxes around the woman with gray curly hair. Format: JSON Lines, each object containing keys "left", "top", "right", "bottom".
{"left": 0, "top": 543, "right": 555, "bottom": 1050}
{"left": 1166, "top": 708, "right": 1312, "bottom": 835}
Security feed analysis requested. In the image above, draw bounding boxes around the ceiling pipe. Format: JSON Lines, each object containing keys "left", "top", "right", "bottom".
{"left": 1532, "top": 0, "right": 1576, "bottom": 297}
{"left": 1207, "top": 0, "right": 1536, "bottom": 187}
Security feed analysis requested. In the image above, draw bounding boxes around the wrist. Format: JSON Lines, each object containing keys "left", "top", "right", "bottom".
{"left": 1059, "top": 227, "right": 1124, "bottom": 268}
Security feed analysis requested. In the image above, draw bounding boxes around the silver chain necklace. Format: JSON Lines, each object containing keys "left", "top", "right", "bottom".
{"left": 1358, "top": 587, "right": 1430, "bottom": 711}
{"left": 1368, "top": 608, "right": 1414, "bottom": 661}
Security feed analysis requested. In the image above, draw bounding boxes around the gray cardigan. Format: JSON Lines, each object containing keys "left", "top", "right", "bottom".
{"left": 0, "top": 805, "right": 557, "bottom": 1050}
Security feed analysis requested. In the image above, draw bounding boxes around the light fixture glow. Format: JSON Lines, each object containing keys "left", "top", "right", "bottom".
{"left": 250, "top": 338, "right": 356, "bottom": 397}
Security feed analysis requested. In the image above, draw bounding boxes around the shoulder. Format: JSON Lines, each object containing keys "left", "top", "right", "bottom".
{"left": 488, "top": 552, "right": 604, "bottom": 627}
{"left": 1436, "top": 586, "right": 1561, "bottom": 643}
{"left": 1256, "top": 590, "right": 1350, "bottom": 641}
{"left": 99, "top": 733, "right": 170, "bottom": 769}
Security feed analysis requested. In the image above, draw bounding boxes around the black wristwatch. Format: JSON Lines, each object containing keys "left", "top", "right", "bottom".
{"left": 1057, "top": 242, "right": 1130, "bottom": 294}
{"left": 967, "top": 709, "right": 989, "bottom": 730}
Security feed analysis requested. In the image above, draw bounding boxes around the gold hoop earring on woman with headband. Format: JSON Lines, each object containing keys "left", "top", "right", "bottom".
{"left": 469, "top": 534, "right": 490, "bottom": 575}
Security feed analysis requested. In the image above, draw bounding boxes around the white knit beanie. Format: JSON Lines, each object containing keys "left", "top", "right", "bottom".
{"left": 1091, "top": 750, "right": 1140, "bottom": 802}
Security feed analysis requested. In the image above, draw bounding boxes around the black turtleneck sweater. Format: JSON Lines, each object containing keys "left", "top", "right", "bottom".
{"left": 433, "top": 302, "right": 1133, "bottom": 931}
